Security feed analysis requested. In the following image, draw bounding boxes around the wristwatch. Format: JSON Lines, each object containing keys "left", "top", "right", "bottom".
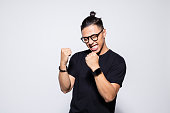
{"left": 92, "top": 68, "right": 102, "bottom": 76}
{"left": 59, "top": 66, "right": 67, "bottom": 72}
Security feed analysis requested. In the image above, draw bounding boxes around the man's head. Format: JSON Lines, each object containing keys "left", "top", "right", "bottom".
{"left": 81, "top": 11, "right": 107, "bottom": 55}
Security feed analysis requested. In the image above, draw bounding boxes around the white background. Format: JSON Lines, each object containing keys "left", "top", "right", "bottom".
{"left": 0, "top": 0, "right": 169, "bottom": 113}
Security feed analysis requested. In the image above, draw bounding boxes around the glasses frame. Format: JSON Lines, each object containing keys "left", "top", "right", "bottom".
{"left": 81, "top": 28, "right": 104, "bottom": 43}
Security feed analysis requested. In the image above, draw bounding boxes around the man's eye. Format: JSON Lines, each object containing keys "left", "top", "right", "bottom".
{"left": 91, "top": 35, "right": 97, "bottom": 39}
{"left": 83, "top": 38, "right": 88, "bottom": 41}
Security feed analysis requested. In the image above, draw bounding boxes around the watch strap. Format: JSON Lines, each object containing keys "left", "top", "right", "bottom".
{"left": 92, "top": 68, "right": 102, "bottom": 76}
{"left": 59, "top": 66, "right": 67, "bottom": 72}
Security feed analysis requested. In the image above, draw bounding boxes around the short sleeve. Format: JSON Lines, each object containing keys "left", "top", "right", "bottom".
{"left": 67, "top": 54, "right": 77, "bottom": 78}
{"left": 107, "top": 61, "right": 126, "bottom": 87}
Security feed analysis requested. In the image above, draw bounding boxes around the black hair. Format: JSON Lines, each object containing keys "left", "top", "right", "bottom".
{"left": 81, "top": 11, "right": 104, "bottom": 31}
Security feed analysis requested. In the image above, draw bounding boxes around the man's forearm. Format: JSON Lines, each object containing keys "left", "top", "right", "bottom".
{"left": 59, "top": 72, "right": 71, "bottom": 93}
{"left": 58, "top": 65, "right": 71, "bottom": 93}
{"left": 94, "top": 72, "right": 117, "bottom": 103}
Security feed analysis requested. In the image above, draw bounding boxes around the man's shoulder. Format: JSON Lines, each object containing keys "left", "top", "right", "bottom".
{"left": 76, "top": 49, "right": 91, "bottom": 54}
{"left": 107, "top": 49, "right": 126, "bottom": 64}
{"left": 71, "top": 49, "right": 90, "bottom": 59}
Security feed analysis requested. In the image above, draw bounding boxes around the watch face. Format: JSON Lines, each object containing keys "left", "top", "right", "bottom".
{"left": 93, "top": 68, "right": 102, "bottom": 76}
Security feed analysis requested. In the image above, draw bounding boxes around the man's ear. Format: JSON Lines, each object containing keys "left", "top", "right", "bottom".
{"left": 103, "top": 29, "right": 106, "bottom": 39}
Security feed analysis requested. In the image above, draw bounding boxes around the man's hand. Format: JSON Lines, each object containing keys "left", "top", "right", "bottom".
{"left": 60, "top": 48, "right": 72, "bottom": 67}
{"left": 85, "top": 52, "right": 100, "bottom": 71}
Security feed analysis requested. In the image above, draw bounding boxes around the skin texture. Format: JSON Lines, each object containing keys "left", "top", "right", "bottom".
{"left": 58, "top": 25, "right": 120, "bottom": 102}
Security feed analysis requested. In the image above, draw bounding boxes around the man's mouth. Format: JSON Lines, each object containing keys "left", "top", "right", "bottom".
{"left": 90, "top": 44, "right": 98, "bottom": 51}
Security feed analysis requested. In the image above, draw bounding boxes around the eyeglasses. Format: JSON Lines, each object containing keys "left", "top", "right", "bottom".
{"left": 81, "top": 29, "right": 104, "bottom": 43}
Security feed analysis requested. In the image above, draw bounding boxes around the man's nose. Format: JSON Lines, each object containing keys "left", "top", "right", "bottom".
{"left": 88, "top": 38, "right": 94, "bottom": 44}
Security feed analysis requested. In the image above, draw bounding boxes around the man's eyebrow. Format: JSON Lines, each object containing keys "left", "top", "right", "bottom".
{"left": 84, "top": 33, "right": 97, "bottom": 38}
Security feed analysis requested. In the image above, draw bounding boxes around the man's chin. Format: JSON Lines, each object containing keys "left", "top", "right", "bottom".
{"left": 89, "top": 48, "right": 100, "bottom": 55}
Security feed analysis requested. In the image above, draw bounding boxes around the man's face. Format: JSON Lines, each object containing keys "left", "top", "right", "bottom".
{"left": 81, "top": 25, "right": 106, "bottom": 54}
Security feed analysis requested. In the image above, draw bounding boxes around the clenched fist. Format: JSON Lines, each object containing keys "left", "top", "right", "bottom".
{"left": 85, "top": 52, "right": 100, "bottom": 71}
{"left": 60, "top": 48, "right": 72, "bottom": 66}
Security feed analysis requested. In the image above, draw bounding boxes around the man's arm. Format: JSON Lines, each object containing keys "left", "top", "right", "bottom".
{"left": 85, "top": 52, "right": 121, "bottom": 103}
{"left": 58, "top": 66, "right": 75, "bottom": 94}
{"left": 58, "top": 48, "right": 75, "bottom": 94}
{"left": 94, "top": 72, "right": 120, "bottom": 102}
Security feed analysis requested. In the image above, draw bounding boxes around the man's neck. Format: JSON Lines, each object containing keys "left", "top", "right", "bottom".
{"left": 99, "top": 44, "right": 109, "bottom": 56}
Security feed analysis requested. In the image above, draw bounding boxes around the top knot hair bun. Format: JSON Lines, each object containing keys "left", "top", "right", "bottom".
{"left": 90, "top": 11, "right": 96, "bottom": 17}
{"left": 81, "top": 11, "right": 104, "bottom": 31}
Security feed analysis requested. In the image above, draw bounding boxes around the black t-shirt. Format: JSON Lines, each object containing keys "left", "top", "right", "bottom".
{"left": 67, "top": 49, "right": 126, "bottom": 113}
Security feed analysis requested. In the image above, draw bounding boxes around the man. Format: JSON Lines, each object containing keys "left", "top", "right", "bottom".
{"left": 58, "top": 11, "right": 126, "bottom": 113}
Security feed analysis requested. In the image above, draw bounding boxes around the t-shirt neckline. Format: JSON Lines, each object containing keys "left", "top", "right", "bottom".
{"left": 99, "top": 49, "right": 111, "bottom": 57}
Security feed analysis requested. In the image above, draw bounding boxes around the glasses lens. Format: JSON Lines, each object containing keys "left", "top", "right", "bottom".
{"left": 91, "top": 35, "right": 98, "bottom": 41}
{"left": 82, "top": 37, "right": 89, "bottom": 43}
